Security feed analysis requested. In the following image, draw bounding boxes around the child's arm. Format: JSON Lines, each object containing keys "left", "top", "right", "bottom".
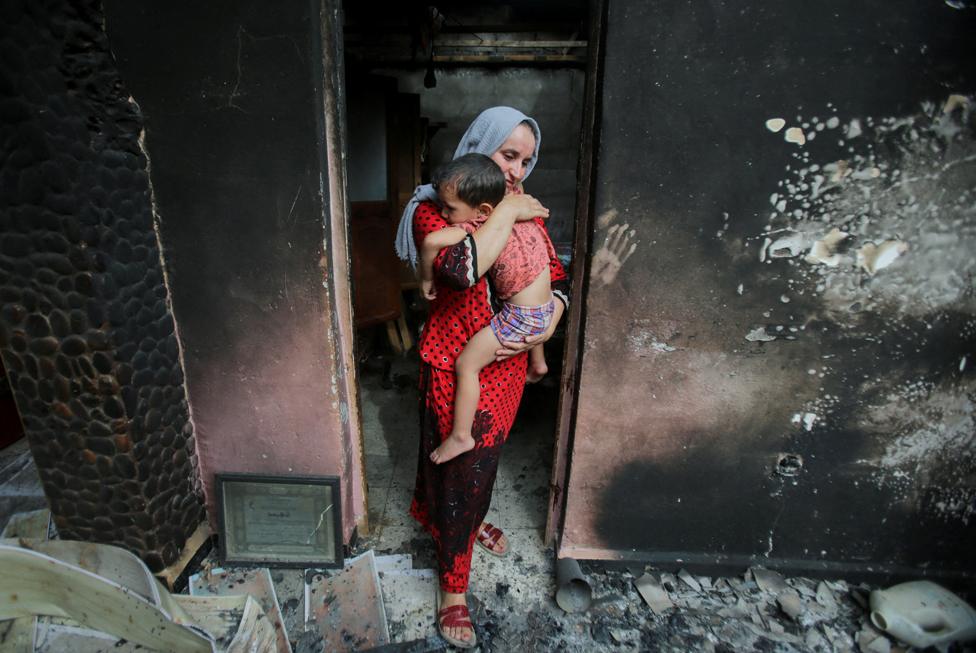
{"left": 420, "top": 226, "right": 468, "bottom": 299}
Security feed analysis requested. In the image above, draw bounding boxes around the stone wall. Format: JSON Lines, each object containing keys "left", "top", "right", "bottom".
{"left": 0, "top": 0, "right": 204, "bottom": 569}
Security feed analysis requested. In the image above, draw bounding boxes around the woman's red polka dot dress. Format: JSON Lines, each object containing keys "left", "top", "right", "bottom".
{"left": 409, "top": 201, "right": 568, "bottom": 593}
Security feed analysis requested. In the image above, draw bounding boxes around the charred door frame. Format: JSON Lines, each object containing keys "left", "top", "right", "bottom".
{"left": 313, "top": 0, "right": 368, "bottom": 536}
{"left": 545, "top": 0, "right": 608, "bottom": 547}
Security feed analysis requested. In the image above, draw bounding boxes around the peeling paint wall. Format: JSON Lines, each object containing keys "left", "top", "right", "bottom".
{"left": 101, "top": 1, "right": 362, "bottom": 539}
{"left": 561, "top": 0, "right": 976, "bottom": 579}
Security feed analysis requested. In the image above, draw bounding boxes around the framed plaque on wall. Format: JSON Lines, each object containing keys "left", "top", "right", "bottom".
{"left": 215, "top": 473, "right": 343, "bottom": 568}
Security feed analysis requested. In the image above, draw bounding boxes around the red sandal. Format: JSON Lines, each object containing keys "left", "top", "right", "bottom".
{"left": 436, "top": 603, "right": 477, "bottom": 649}
{"left": 475, "top": 522, "right": 508, "bottom": 557}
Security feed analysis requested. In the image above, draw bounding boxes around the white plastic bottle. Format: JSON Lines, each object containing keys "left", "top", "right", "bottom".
{"left": 869, "top": 580, "right": 976, "bottom": 650}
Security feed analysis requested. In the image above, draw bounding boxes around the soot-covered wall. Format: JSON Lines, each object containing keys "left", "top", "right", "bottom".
{"left": 0, "top": 0, "right": 204, "bottom": 569}
{"left": 102, "top": 0, "right": 363, "bottom": 535}
{"left": 561, "top": 0, "right": 976, "bottom": 579}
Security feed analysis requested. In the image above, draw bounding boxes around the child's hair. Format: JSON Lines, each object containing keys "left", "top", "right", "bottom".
{"left": 431, "top": 153, "right": 506, "bottom": 208}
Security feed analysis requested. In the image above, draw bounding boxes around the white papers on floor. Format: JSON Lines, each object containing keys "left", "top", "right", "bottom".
{"left": 378, "top": 567, "right": 438, "bottom": 642}
{"left": 305, "top": 550, "right": 391, "bottom": 651}
{"left": 190, "top": 566, "right": 293, "bottom": 653}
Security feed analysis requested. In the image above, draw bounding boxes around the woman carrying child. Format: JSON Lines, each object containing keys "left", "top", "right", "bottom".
{"left": 394, "top": 106, "right": 569, "bottom": 648}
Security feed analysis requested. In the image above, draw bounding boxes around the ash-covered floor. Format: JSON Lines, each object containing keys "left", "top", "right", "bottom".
{"left": 2, "top": 350, "right": 974, "bottom": 652}
{"left": 339, "top": 350, "right": 975, "bottom": 653}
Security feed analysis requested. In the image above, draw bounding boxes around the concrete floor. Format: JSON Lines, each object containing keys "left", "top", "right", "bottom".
{"left": 357, "top": 350, "right": 556, "bottom": 601}
{"left": 357, "top": 348, "right": 559, "bottom": 593}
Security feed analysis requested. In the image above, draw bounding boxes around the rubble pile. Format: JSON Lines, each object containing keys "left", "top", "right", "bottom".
{"left": 471, "top": 563, "right": 974, "bottom": 653}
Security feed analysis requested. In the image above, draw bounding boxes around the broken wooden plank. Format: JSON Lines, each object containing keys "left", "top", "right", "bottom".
{"left": 34, "top": 621, "right": 125, "bottom": 652}
{"left": 269, "top": 568, "right": 307, "bottom": 644}
{"left": 677, "top": 569, "right": 702, "bottom": 592}
{"left": 777, "top": 590, "right": 804, "bottom": 622}
{"left": 3, "top": 538, "right": 162, "bottom": 606}
{"left": 155, "top": 521, "right": 213, "bottom": 591}
{"left": 32, "top": 595, "right": 279, "bottom": 653}
{"left": 0, "top": 543, "right": 214, "bottom": 652}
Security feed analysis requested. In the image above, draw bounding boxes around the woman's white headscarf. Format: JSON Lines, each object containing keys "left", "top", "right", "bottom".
{"left": 394, "top": 106, "right": 541, "bottom": 267}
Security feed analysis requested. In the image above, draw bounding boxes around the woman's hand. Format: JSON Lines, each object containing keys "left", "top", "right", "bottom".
{"left": 494, "top": 334, "right": 544, "bottom": 361}
{"left": 493, "top": 300, "right": 564, "bottom": 361}
{"left": 495, "top": 193, "right": 550, "bottom": 222}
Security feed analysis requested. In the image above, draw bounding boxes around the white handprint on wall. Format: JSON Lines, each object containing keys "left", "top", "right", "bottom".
{"left": 591, "top": 216, "right": 638, "bottom": 289}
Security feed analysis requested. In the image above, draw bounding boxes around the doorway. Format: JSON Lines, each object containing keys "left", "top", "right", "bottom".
{"left": 339, "top": 2, "right": 595, "bottom": 552}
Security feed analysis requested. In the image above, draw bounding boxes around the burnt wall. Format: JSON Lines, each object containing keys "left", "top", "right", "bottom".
{"left": 561, "top": 0, "right": 976, "bottom": 579}
{"left": 101, "top": 1, "right": 363, "bottom": 533}
{"left": 0, "top": 0, "right": 204, "bottom": 569}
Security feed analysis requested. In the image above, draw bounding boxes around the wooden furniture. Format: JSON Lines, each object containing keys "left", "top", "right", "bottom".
{"left": 347, "top": 75, "right": 424, "bottom": 354}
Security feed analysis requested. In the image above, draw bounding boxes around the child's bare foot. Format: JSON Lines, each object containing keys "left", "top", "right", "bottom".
{"left": 430, "top": 433, "right": 475, "bottom": 464}
{"left": 526, "top": 360, "right": 548, "bottom": 383}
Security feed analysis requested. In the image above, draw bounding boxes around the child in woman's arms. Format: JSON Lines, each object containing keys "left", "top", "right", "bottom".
{"left": 419, "top": 153, "right": 556, "bottom": 464}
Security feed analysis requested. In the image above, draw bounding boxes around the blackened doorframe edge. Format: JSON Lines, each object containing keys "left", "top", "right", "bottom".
{"left": 311, "top": 0, "right": 369, "bottom": 539}
{"left": 546, "top": 0, "right": 609, "bottom": 549}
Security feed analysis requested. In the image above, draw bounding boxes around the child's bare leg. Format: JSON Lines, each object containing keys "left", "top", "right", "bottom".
{"left": 526, "top": 344, "right": 548, "bottom": 383}
{"left": 431, "top": 327, "right": 501, "bottom": 464}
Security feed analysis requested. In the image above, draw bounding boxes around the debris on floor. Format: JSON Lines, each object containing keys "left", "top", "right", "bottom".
{"left": 4, "top": 515, "right": 976, "bottom": 652}
{"left": 869, "top": 580, "right": 976, "bottom": 650}
{"left": 0, "top": 507, "right": 50, "bottom": 538}
{"left": 0, "top": 539, "right": 251, "bottom": 652}
{"left": 555, "top": 557, "right": 593, "bottom": 613}
{"left": 269, "top": 567, "right": 307, "bottom": 644}
{"left": 635, "top": 572, "right": 674, "bottom": 615}
{"left": 4, "top": 352, "right": 976, "bottom": 652}
{"left": 0, "top": 438, "right": 48, "bottom": 533}
{"left": 305, "top": 549, "right": 391, "bottom": 651}
{"left": 190, "top": 566, "right": 293, "bottom": 653}
{"left": 348, "top": 353, "right": 976, "bottom": 652}
{"left": 172, "top": 594, "right": 278, "bottom": 652}
{"left": 377, "top": 566, "right": 437, "bottom": 642}
{"left": 535, "top": 564, "right": 976, "bottom": 653}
